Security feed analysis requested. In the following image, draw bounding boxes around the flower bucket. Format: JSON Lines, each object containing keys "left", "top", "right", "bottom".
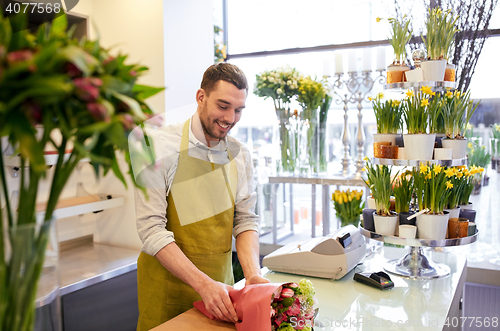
{"left": 421, "top": 59, "right": 447, "bottom": 81}
{"left": 444, "top": 63, "right": 456, "bottom": 82}
{"left": 458, "top": 202, "right": 473, "bottom": 210}
{"left": 433, "top": 148, "right": 452, "bottom": 160}
{"left": 403, "top": 133, "right": 436, "bottom": 160}
{"left": 275, "top": 109, "right": 296, "bottom": 175}
{"left": 373, "top": 133, "right": 400, "bottom": 146}
{"left": 416, "top": 211, "right": 450, "bottom": 239}
{"left": 298, "top": 107, "right": 319, "bottom": 176}
{"left": 444, "top": 207, "right": 460, "bottom": 219}
{"left": 373, "top": 212, "right": 398, "bottom": 236}
{"left": 441, "top": 138, "right": 468, "bottom": 159}
{"left": 387, "top": 64, "right": 410, "bottom": 84}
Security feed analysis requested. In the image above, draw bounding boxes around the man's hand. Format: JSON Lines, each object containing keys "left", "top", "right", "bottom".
{"left": 197, "top": 279, "right": 239, "bottom": 323}
{"left": 245, "top": 274, "right": 270, "bottom": 286}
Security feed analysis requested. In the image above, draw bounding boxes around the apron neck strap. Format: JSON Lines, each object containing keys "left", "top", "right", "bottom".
{"left": 180, "top": 118, "right": 234, "bottom": 161}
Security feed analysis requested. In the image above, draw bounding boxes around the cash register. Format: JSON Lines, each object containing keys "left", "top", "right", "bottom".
{"left": 262, "top": 225, "right": 366, "bottom": 280}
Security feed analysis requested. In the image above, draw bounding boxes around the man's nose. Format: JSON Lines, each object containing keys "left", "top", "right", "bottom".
{"left": 223, "top": 110, "right": 235, "bottom": 124}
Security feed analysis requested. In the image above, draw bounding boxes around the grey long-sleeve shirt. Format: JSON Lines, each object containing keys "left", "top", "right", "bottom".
{"left": 134, "top": 118, "right": 260, "bottom": 256}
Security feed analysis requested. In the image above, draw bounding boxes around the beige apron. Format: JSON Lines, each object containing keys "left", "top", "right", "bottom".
{"left": 137, "top": 119, "right": 238, "bottom": 331}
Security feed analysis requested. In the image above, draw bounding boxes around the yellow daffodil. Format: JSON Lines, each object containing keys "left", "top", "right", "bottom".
{"left": 368, "top": 97, "right": 372, "bottom": 101}
{"left": 420, "top": 86, "right": 433, "bottom": 95}
{"left": 454, "top": 91, "right": 461, "bottom": 98}
{"left": 391, "top": 100, "right": 401, "bottom": 107}
{"left": 376, "top": 17, "right": 382, "bottom": 22}
{"left": 421, "top": 99, "right": 429, "bottom": 107}
{"left": 377, "top": 92, "right": 384, "bottom": 99}
{"left": 478, "top": 167, "right": 484, "bottom": 173}
{"left": 361, "top": 167, "right": 366, "bottom": 172}
{"left": 425, "top": 172, "right": 432, "bottom": 180}
{"left": 364, "top": 156, "right": 369, "bottom": 161}
{"left": 420, "top": 164, "right": 429, "bottom": 173}
{"left": 406, "top": 89, "right": 414, "bottom": 98}
{"left": 434, "top": 164, "right": 442, "bottom": 174}
{"left": 445, "top": 168, "right": 455, "bottom": 178}
{"left": 446, "top": 181, "right": 453, "bottom": 189}
{"left": 446, "top": 91, "right": 453, "bottom": 98}
{"left": 468, "top": 142, "right": 473, "bottom": 149}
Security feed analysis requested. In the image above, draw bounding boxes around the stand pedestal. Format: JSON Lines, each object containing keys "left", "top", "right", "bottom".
{"left": 384, "top": 246, "right": 451, "bottom": 279}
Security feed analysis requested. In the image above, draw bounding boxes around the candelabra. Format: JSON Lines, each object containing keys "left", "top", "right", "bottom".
{"left": 330, "top": 70, "right": 386, "bottom": 177}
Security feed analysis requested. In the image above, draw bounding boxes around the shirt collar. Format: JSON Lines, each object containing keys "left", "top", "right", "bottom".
{"left": 189, "top": 114, "right": 226, "bottom": 152}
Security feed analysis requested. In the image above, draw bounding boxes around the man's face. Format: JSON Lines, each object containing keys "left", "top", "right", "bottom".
{"left": 196, "top": 80, "right": 246, "bottom": 143}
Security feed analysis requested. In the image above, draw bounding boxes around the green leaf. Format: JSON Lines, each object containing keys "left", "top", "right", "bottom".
{"left": 111, "top": 156, "right": 127, "bottom": 189}
{"left": 8, "top": 113, "right": 45, "bottom": 173}
{"left": 132, "top": 84, "right": 165, "bottom": 100}
{"left": 49, "top": 14, "right": 68, "bottom": 37}
{"left": 101, "top": 75, "right": 132, "bottom": 94}
{"left": 59, "top": 45, "right": 98, "bottom": 77}
{"left": 112, "top": 91, "right": 147, "bottom": 121}
{"left": 105, "top": 121, "right": 128, "bottom": 150}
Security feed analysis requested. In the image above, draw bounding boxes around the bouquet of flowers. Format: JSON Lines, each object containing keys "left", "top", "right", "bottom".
{"left": 332, "top": 189, "right": 364, "bottom": 227}
{"left": 254, "top": 67, "right": 302, "bottom": 174}
{"left": 194, "top": 280, "right": 317, "bottom": 331}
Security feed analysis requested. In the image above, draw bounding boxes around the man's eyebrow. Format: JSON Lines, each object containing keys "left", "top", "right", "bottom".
{"left": 217, "top": 99, "right": 231, "bottom": 105}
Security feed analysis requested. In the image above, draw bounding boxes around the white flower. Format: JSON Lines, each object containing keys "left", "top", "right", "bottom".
{"left": 287, "top": 80, "right": 292, "bottom": 85}
{"left": 277, "top": 88, "right": 283, "bottom": 94}
{"left": 269, "top": 76, "right": 275, "bottom": 83}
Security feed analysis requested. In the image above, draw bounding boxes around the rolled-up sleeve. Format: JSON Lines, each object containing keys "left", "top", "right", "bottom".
{"left": 232, "top": 144, "right": 260, "bottom": 238}
{"left": 135, "top": 160, "right": 175, "bottom": 256}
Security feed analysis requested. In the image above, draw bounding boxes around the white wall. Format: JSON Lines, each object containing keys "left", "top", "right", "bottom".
{"left": 163, "top": 0, "right": 214, "bottom": 125}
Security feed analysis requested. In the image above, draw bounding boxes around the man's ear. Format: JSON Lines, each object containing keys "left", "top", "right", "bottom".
{"left": 196, "top": 89, "right": 206, "bottom": 106}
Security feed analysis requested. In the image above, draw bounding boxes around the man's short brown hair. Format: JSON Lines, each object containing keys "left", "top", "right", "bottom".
{"left": 200, "top": 63, "right": 248, "bottom": 95}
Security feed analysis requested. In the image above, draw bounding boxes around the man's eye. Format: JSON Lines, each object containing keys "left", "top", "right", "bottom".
{"left": 219, "top": 105, "right": 227, "bottom": 110}
{"left": 235, "top": 109, "right": 242, "bottom": 114}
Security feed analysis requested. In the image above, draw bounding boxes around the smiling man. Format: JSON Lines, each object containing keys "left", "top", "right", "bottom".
{"left": 134, "top": 63, "right": 269, "bottom": 331}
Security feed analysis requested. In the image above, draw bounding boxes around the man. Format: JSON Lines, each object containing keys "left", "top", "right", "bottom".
{"left": 134, "top": 63, "right": 269, "bottom": 331}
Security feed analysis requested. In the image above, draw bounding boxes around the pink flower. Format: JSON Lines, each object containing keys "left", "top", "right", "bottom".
{"left": 120, "top": 114, "right": 135, "bottom": 131}
{"left": 65, "top": 63, "right": 82, "bottom": 78}
{"left": 304, "top": 310, "right": 315, "bottom": 319}
{"left": 287, "top": 283, "right": 299, "bottom": 289}
{"left": 274, "top": 313, "right": 286, "bottom": 327}
{"left": 280, "top": 288, "right": 294, "bottom": 298}
{"left": 285, "top": 298, "right": 301, "bottom": 316}
{"left": 6, "top": 49, "right": 33, "bottom": 65}
{"left": 87, "top": 102, "right": 109, "bottom": 121}
{"left": 74, "top": 77, "right": 100, "bottom": 102}
{"left": 270, "top": 308, "right": 276, "bottom": 318}
{"left": 103, "top": 55, "right": 115, "bottom": 65}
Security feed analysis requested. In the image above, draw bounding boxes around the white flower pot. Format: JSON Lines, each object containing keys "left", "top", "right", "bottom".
{"left": 374, "top": 212, "right": 398, "bottom": 236}
{"left": 416, "top": 211, "right": 450, "bottom": 239}
{"left": 433, "top": 148, "right": 452, "bottom": 160}
{"left": 458, "top": 202, "right": 473, "bottom": 210}
{"left": 399, "top": 225, "right": 417, "bottom": 239}
{"left": 367, "top": 196, "right": 376, "bottom": 209}
{"left": 398, "top": 147, "right": 406, "bottom": 160}
{"left": 404, "top": 68, "right": 424, "bottom": 82}
{"left": 403, "top": 134, "right": 436, "bottom": 160}
{"left": 421, "top": 59, "right": 447, "bottom": 81}
{"left": 444, "top": 207, "right": 460, "bottom": 219}
{"left": 373, "top": 133, "right": 399, "bottom": 146}
{"left": 442, "top": 138, "right": 468, "bottom": 159}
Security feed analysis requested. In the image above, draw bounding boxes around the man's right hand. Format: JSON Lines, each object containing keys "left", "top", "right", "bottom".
{"left": 197, "top": 279, "right": 238, "bottom": 323}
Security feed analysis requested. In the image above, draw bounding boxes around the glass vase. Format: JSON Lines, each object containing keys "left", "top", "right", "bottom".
{"left": 274, "top": 109, "right": 296, "bottom": 175}
{"left": 338, "top": 215, "right": 361, "bottom": 228}
{"left": 298, "top": 106, "right": 319, "bottom": 176}
{"left": 318, "top": 120, "right": 328, "bottom": 174}
{"left": 1, "top": 218, "right": 61, "bottom": 331}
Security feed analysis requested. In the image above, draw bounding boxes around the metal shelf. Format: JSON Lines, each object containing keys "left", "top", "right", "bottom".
{"left": 372, "top": 158, "right": 467, "bottom": 167}
{"left": 384, "top": 80, "right": 457, "bottom": 90}
{"left": 359, "top": 225, "right": 478, "bottom": 248}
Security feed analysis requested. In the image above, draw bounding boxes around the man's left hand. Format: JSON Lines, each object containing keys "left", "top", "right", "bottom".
{"left": 245, "top": 274, "right": 270, "bottom": 286}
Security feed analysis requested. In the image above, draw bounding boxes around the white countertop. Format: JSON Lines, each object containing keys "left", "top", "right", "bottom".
{"left": 260, "top": 245, "right": 467, "bottom": 331}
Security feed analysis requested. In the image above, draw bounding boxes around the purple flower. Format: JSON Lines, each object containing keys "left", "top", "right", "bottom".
{"left": 74, "top": 77, "right": 101, "bottom": 102}
{"left": 87, "top": 102, "right": 109, "bottom": 121}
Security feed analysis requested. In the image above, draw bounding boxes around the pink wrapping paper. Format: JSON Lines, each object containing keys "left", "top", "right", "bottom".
{"left": 193, "top": 283, "right": 284, "bottom": 331}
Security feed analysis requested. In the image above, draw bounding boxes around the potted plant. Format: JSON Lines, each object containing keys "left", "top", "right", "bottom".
{"left": 371, "top": 93, "right": 403, "bottom": 150}
{"left": 297, "top": 75, "right": 327, "bottom": 176}
{"left": 443, "top": 167, "right": 465, "bottom": 219}
{"left": 0, "top": 13, "right": 163, "bottom": 331}
{"left": 457, "top": 165, "right": 484, "bottom": 209}
{"left": 254, "top": 66, "right": 302, "bottom": 174}
{"left": 393, "top": 170, "right": 415, "bottom": 226}
{"left": 421, "top": 8, "right": 459, "bottom": 81}
{"left": 332, "top": 189, "right": 364, "bottom": 227}
{"left": 467, "top": 143, "right": 490, "bottom": 194}
{"left": 441, "top": 90, "right": 479, "bottom": 159}
{"left": 402, "top": 87, "right": 435, "bottom": 160}
{"left": 363, "top": 157, "right": 399, "bottom": 236}
{"left": 413, "top": 163, "right": 453, "bottom": 239}
{"left": 379, "top": 16, "right": 412, "bottom": 83}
